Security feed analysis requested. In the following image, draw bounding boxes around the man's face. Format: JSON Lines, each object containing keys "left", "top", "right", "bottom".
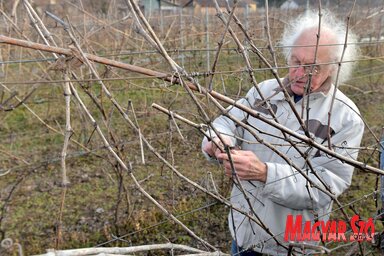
{"left": 288, "top": 33, "right": 334, "bottom": 96}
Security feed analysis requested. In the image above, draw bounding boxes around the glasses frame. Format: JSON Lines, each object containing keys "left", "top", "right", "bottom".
{"left": 287, "top": 59, "right": 321, "bottom": 76}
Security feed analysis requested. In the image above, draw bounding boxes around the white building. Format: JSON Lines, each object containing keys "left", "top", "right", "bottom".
{"left": 280, "top": 0, "right": 299, "bottom": 10}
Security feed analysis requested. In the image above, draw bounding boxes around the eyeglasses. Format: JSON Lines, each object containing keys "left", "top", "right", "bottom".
{"left": 288, "top": 60, "right": 321, "bottom": 75}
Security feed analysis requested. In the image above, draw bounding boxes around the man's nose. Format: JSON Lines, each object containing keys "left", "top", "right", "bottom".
{"left": 294, "top": 66, "right": 307, "bottom": 78}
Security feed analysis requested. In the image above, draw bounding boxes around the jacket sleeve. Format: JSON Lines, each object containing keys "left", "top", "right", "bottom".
{"left": 259, "top": 116, "right": 364, "bottom": 210}
{"left": 201, "top": 87, "right": 258, "bottom": 159}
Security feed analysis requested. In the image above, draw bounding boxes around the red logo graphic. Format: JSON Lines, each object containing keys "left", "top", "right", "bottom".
{"left": 284, "top": 214, "right": 375, "bottom": 242}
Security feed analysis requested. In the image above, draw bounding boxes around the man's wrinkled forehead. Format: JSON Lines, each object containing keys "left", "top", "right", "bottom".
{"left": 292, "top": 34, "right": 337, "bottom": 62}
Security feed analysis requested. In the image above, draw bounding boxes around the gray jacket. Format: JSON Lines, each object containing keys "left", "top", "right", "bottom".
{"left": 202, "top": 78, "right": 364, "bottom": 255}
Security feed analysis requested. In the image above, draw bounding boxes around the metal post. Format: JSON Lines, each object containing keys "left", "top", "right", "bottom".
{"left": 160, "top": 6, "right": 163, "bottom": 34}
{"left": 179, "top": 6, "right": 184, "bottom": 68}
{"left": 0, "top": 48, "right": 4, "bottom": 78}
{"left": 245, "top": 5, "right": 249, "bottom": 31}
{"left": 206, "top": 6, "right": 210, "bottom": 72}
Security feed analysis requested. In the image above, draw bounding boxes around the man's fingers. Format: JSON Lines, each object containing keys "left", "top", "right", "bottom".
{"left": 223, "top": 159, "right": 247, "bottom": 173}
{"left": 223, "top": 161, "right": 235, "bottom": 176}
{"left": 216, "top": 150, "right": 242, "bottom": 160}
{"left": 223, "top": 160, "right": 231, "bottom": 169}
{"left": 224, "top": 163, "right": 245, "bottom": 178}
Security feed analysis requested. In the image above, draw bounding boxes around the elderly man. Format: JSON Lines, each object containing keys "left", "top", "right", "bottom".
{"left": 202, "top": 11, "right": 364, "bottom": 255}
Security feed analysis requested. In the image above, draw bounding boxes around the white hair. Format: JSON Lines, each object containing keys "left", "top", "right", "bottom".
{"left": 280, "top": 10, "right": 359, "bottom": 84}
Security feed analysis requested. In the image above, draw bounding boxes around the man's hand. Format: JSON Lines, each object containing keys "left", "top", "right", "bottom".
{"left": 203, "top": 136, "right": 233, "bottom": 159}
{"left": 217, "top": 150, "right": 268, "bottom": 183}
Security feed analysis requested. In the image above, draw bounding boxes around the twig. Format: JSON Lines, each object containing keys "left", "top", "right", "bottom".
{"left": 207, "top": 1, "right": 238, "bottom": 91}
{"left": 287, "top": 242, "right": 330, "bottom": 256}
{"left": 263, "top": 0, "right": 278, "bottom": 68}
{"left": 2, "top": 36, "right": 382, "bottom": 175}
{"left": 128, "top": 165, "right": 217, "bottom": 251}
{"left": 326, "top": 2, "right": 358, "bottom": 149}
{"left": 33, "top": 243, "right": 212, "bottom": 256}
{"left": 127, "top": 101, "right": 145, "bottom": 164}
{"left": 55, "top": 17, "right": 217, "bottom": 250}
{"left": 226, "top": 8, "right": 311, "bottom": 137}
{"left": 0, "top": 83, "right": 88, "bottom": 151}
{"left": 1, "top": 238, "right": 23, "bottom": 256}
{"left": 61, "top": 72, "right": 72, "bottom": 186}
{"left": 215, "top": 5, "right": 332, "bottom": 206}
{"left": 55, "top": 72, "right": 72, "bottom": 249}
